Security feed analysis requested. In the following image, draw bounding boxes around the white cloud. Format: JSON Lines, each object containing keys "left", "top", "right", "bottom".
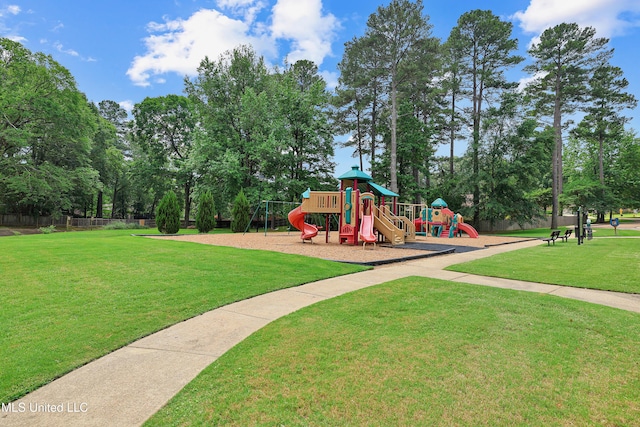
{"left": 0, "top": 4, "right": 20, "bottom": 17}
{"left": 517, "top": 71, "right": 547, "bottom": 92}
{"left": 53, "top": 41, "right": 79, "bottom": 57}
{"left": 320, "top": 69, "right": 339, "bottom": 91}
{"left": 271, "top": 0, "right": 339, "bottom": 65}
{"left": 127, "top": 0, "right": 340, "bottom": 87}
{"left": 127, "top": 8, "right": 272, "bottom": 87}
{"left": 5, "top": 5, "right": 21, "bottom": 15}
{"left": 119, "top": 100, "right": 134, "bottom": 113}
{"left": 216, "top": 0, "right": 267, "bottom": 23}
{"left": 6, "top": 35, "right": 26, "bottom": 42}
{"left": 0, "top": 4, "right": 21, "bottom": 38}
{"left": 513, "top": 0, "right": 640, "bottom": 38}
{"left": 52, "top": 41, "right": 98, "bottom": 62}
{"left": 217, "top": 0, "right": 256, "bottom": 6}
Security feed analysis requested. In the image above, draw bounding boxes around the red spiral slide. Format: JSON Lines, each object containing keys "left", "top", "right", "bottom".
{"left": 288, "top": 206, "right": 318, "bottom": 241}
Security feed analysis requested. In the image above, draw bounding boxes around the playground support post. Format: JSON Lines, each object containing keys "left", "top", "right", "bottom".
{"left": 576, "top": 207, "right": 583, "bottom": 245}
{"left": 325, "top": 214, "right": 330, "bottom": 243}
{"left": 244, "top": 200, "right": 300, "bottom": 236}
{"left": 264, "top": 200, "right": 269, "bottom": 236}
{"left": 244, "top": 201, "right": 264, "bottom": 235}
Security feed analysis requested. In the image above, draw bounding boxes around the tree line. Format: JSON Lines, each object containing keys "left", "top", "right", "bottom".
{"left": 2, "top": 1, "right": 639, "bottom": 228}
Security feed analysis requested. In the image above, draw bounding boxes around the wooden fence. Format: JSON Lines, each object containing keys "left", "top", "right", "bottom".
{"left": 477, "top": 216, "right": 577, "bottom": 232}
{"left": 0, "top": 215, "right": 151, "bottom": 228}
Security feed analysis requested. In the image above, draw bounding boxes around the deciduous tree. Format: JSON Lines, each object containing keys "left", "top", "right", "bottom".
{"left": 132, "top": 95, "right": 195, "bottom": 226}
{"left": 186, "top": 45, "right": 269, "bottom": 208}
{"left": 0, "top": 38, "right": 98, "bottom": 218}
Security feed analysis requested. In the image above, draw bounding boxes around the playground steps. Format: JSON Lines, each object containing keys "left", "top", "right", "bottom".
{"left": 373, "top": 215, "right": 404, "bottom": 245}
{"left": 377, "top": 206, "right": 417, "bottom": 243}
{"left": 430, "top": 224, "right": 452, "bottom": 238}
{"left": 439, "top": 225, "right": 452, "bottom": 238}
{"left": 372, "top": 206, "right": 405, "bottom": 245}
{"left": 339, "top": 224, "right": 356, "bottom": 244}
{"left": 396, "top": 215, "right": 416, "bottom": 242}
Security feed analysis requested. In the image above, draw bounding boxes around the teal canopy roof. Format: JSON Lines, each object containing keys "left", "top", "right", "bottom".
{"left": 338, "top": 166, "right": 398, "bottom": 198}
{"left": 367, "top": 181, "right": 399, "bottom": 198}
{"left": 431, "top": 197, "right": 448, "bottom": 207}
{"left": 337, "top": 165, "right": 373, "bottom": 182}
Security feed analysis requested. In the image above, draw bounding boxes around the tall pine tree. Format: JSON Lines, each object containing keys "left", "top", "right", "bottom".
{"left": 525, "top": 23, "right": 611, "bottom": 228}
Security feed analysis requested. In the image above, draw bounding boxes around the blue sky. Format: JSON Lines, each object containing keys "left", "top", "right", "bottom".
{"left": 2, "top": 0, "right": 640, "bottom": 174}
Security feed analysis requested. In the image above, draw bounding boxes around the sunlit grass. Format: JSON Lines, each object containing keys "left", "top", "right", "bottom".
{"left": 0, "top": 230, "right": 367, "bottom": 402}
{"left": 146, "top": 278, "right": 640, "bottom": 426}
{"left": 446, "top": 238, "right": 640, "bottom": 293}
{"left": 494, "top": 225, "right": 640, "bottom": 238}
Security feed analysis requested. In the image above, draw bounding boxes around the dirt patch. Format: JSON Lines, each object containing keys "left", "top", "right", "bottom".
{"left": 149, "top": 231, "right": 528, "bottom": 264}
{"left": 0, "top": 227, "right": 42, "bottom": 237}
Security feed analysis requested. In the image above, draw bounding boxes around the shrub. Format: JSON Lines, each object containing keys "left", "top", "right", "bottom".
{"left": 39, "top": 225, "right": 56, "bottom": 234}
{"left": 195, "top": 190, "right": 216, "bottom": 233}
{"left": 156, "top": 190, "right": 181, "bottom": 234}
{"left": 230, "top": 189, "right": 250, "bottom": 233}
{"left": 103, "top": 221, "right": 149, "bottom": 230}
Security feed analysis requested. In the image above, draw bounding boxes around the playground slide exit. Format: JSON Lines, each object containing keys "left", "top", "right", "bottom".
{"left": 288, "top": 206, "right": 319, "bottom": 240}
{"left": 359, "top": 214, "right": 376, "bottom": 244}
{"left": 457, "top": 222, "right": 479, "bottom": 238}
{"left": 442, "top": 208, "right": 479, "bottom": 238}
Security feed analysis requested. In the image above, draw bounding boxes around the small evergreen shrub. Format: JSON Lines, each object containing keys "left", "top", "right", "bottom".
{"left": 156, "top": 190, "right": 181, "bottom": 234}
{"left": 195, "top": 190, "right": 216, "bottom": 233}
{"left": 231, "top": 189, "right": 250, "bottom": 233}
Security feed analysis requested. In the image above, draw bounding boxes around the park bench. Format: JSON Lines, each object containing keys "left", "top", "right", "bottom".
{"left": 558, "top": 229, "right": 572, "bottom": 242}
{"left": 542, "top": 230, "right": 561, "bottom": 245}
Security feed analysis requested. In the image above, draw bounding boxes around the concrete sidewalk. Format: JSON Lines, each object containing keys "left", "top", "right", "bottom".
{"left": 3, "top": 239, "right": 639, "bottom": 427}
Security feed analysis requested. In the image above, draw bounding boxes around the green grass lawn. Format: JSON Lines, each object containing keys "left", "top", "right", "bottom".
{"left": 494, "top": 225, "right": 640, "bottom": 238}
{"left": 0, "top": 230, "right": 367, "bottom": 403}
{"left": 146, "top": 278, "right": 640, "bottom": 426}
{"left": 4, "top": 226, "right": 640, "bottom": 425}
{"left": 446, "top": 238, "right": 640, "bottom": 293}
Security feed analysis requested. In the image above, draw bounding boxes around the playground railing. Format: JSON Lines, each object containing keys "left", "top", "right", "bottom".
{"left": 372, "top": 205, "right": 405, "bottom": 245}
{"left": 396, "top": 215, "right": 416, "bottom": 242}
{"left": 392, "top": 202, "right": 426, "bottom": 224}
{"left": 380, "top": 206, "right": 416, "bottom": 242}
{"left": 301, "top": 191, "right": 342, "bottom": 214}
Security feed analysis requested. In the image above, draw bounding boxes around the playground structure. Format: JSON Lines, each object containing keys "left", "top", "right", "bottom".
{"left": 287, "top": 166, "right": 415, "bottom": 246}
{"left": 414, "top": 198, "right": 479, "bottom": 239}
{"left": 288, "top": 166, "right": 478, "bottom": 246}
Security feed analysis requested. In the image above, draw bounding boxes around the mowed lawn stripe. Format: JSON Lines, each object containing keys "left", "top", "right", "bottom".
{"left": 0, "top": 230, "right": 367, "bottom": 402}
{"left": 146, "top": 278, "right": 640, "bottom": 426}
{"left": 446, "top": 238, "right": 640, "bottom": 294}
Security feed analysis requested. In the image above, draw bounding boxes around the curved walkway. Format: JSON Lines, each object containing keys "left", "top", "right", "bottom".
{"left": 3, "top": 239, "right": 640, "bottom": 427}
